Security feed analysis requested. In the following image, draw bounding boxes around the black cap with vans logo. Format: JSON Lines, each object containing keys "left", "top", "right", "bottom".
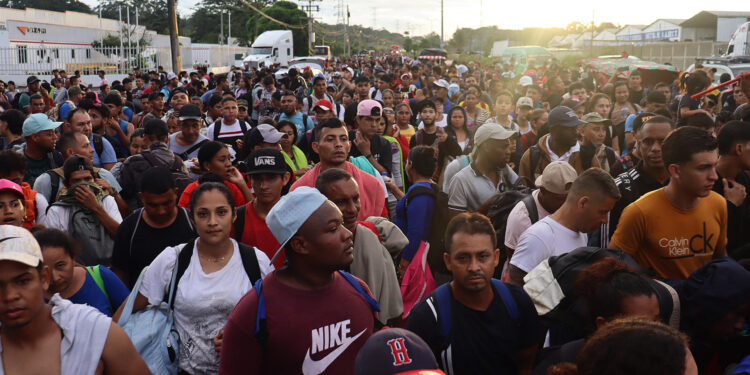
{"left": 247, "top": 149, "right": 287, "bottom": 175}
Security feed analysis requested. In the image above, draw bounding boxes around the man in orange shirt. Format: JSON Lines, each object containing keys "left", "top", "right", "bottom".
{"left": 610, "top": 126, "right": 727, "bottom": 279}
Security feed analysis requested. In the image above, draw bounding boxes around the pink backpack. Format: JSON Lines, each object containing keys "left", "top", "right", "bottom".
{"left": 400, "top": 241, "right": 437, "bottom": 319}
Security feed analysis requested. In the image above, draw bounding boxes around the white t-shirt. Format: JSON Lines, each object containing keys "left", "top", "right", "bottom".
{"left": 546, "top": 135, "right": 580, "bottom": 162}
{"left": 417, "top": 116, "right": 447, "bottom": 129}
{"left": 42, "top": 195, "right": 122, "bottom": 231}
{"left": 504, "top": 189, "right": 551, "bottom": 250}
{"left": 510, "top": 215, "right": 587, "bottom": 273}
{"left": 206, "top": 119, "right": 244, "bottom": 141}
{"left": 140, "top": 240, "right": 273, "bottom": 373}
{"left": 0, "top": 294, "right": 111, "bottom": 375}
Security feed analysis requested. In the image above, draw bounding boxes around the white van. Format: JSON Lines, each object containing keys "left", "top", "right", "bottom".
{"left": 243, "top": 30, "right": 294, "bottom": 69}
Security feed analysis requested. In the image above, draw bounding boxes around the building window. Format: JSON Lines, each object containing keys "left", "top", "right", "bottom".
{"left": 71, "top": 49, "right": 76, "bottom": 59}
{"left": 53, "top": 49, "right": 59, "bottom": 59}
{"left": 86, "top": 49, "right": 91, "bottom": 59}
{"left": 17, "top": 45, "right": 28, "bottom": 64}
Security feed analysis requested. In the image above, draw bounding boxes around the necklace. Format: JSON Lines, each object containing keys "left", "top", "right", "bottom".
{"left": 198, "top": 253, "right": 229, "bottom": 262}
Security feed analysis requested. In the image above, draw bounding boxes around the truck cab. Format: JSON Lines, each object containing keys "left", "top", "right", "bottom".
{"left": 243, "top": 30, "right": 294, "bottom": 69}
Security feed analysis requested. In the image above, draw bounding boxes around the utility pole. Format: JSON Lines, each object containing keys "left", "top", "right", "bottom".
{"left": 345, "top": 5, "right": 350, "bottom": 56}
{"left": 135, "top": 7, "right": 139, "bottom": 53}
{"left": 126, "top": 6, "right": 131, "bottom": 62}
{"left": 440, "top": 0, "right": 444, "bottom": 48}
{"left": 118, "top": 6, "right": 123, "bottom": 58}
{"left": 479, "top": 0, "right": 483, "bottom": 28}
{"left": 228, "top": 12, "right": 232, "bottom": 45}
{"left": 167, "top": 0, "right": 181, "bottom": 73}
{"left": 301, "top": 0, "right": 320, "bottom": 55}
{"left": 220, "top": 12, "right": 224, "bottom": 45}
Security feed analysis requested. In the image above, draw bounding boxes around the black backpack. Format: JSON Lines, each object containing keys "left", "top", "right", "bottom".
{"left": 233, "top": 204, "right": 248, "bottom": 243}
{"left": 140, "top": 151, "right": 192, "bottom": 198}
{"left": 522, "top": 247, "right": 655, "bottom": 346}
{"left": 167, "top": 238, "right": 262, "bottom": 310}
{"left": 403, "top": 183, "right": 450, "bottom": 278}
{"left": 212, "top": 119, "right": 249, "bottom": 141}
{"left": 486, "top": 177, "right": 536, "bottom": 267}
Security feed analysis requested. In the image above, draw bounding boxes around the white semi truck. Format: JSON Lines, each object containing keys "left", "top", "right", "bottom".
{"left": 243, "top": 30, "right": 293, "bottom": 69}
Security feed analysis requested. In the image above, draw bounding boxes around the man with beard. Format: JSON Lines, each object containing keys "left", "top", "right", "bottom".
{"left": 12, "top": 114, "right": 63, "bottom": 185}
{"left": 219, "top": 187, "right": 379, "bottom": 374}
{"left": 508, "top": 168, "right": 620, "bottom": 287}
{"left": 597, "top": 116, "right": 671, "bottom": 247}
{"left": 406, "top": 213, "right": 542, "bottom": 374}
{"left": 291, "top": 118, "right": 386, "bottom": 220}
{"left": 519, "top": 106, "right": 584, "bottom": 180}
{"left": 447, "top": 123, "right": 518, "bottom": 217}
{"left": 315, "top": 169, "right": 402, "bottom": 324}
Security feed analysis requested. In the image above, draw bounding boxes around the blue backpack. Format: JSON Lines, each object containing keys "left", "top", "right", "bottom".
{"left": 252, "top": 270, "right": 380, "bottom": 347}
{"left": 426, "top": 279, "right": 519, "bottom": 372}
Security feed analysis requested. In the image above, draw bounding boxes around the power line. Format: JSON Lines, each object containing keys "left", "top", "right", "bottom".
{"left": 238, "top": 0, "right": 306, "bottom": 29}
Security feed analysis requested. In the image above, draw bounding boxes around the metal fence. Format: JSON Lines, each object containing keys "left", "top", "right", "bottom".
{"left": 0, "top": 45, "right": 251, "bottom": 76}
{"left": 583, "top": 41, "right": 726, "bottom": 70}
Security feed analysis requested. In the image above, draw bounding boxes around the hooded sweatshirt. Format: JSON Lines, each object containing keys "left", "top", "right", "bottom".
{"left": 671, "top": 258, "right": 750, "bottom": 373}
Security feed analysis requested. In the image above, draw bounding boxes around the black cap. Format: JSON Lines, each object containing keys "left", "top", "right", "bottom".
{"left": 143, "top": 119, "right": 168, "bottom": 138}
{"left": 27, "top": 75, "right": 40, "bottom": 85}
{"left": 169, "top": 87, "right": 188, "bottom": 102}
{"left": 246, "top": 149, "right": 287, "bottom": 175}
{"left": 148, "top": 91, "right": 165, "bottom": 101}
{"left": 62, "top": 155, "right": 94, "bottom": 181}
{"left": 288, "top": 68, "right": 298, "bottom": 76}
{"left": 646, "top": 90, "right": 667, "bottom": 104}
{"left": 178, "top": 104, "right": 202, "bottom": 121}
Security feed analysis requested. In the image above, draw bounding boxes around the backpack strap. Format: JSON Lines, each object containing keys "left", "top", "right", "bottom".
{"left": 403, "top": 184, "right": 438, "bottom": 228}
{"left": 168, "top": 239, "right": 196, "bottom": 310}
{"left": 273, "top": 114, "right": 280, "bottom": 123}
{"left": 522, "top": 194, "right": 539, "bottom": 224}
{"left": 302, "top": 114, "right": 309, "bottom": 130}
{"left": 337, "top": 270, "right": 380, "bottom": 313}
{"left": 239, "top": 120, "right": 249, "bottom": 135}
{"left": 92, "top": 134, "right": 104, "bottom": 158}
{"left": 48, "top": 170, "right": 61, "bottom": 204}
{"left": 234, "top": 205, "right": 247, "bottom": 243}
{"left": 491, "top": 278, "right": 519, "bottom": 321}
{"left": 129, "top": 208, "right": 144, "bottom": 257}
{"left": 529, "top": 145, "right": 541, "bottom": 180}
{"left": 178, "top": 139, "right": 208, "bottom": 161}
{"left": 653, "top": 279, "right": 681, "bottom": 329}
{"left": 238, "top": 243, "right": 262, "bottom": 284}
{"left": 213, "top": 121, "right": 221, "bottom": 140}
{"left": 85, "top": 265, "right": 111, "bottom": 303}
{"left": 461, "top": 155, "right": 469, "bottom": 168}
{"left": 253, "top": 278, "right": 268, "bottom": 346}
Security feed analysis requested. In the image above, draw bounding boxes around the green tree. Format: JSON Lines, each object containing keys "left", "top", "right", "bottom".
{"left": 96, "top": 0, "right": 173, "bottom": 35}
{"left": 251, "top": 1, "right": 307, "bottom": 55}
{"left": 0, "top": 0, "right": 92, "bottom": 13}
{"left": 418, "top": 33, "right": 441, "bottom": 50}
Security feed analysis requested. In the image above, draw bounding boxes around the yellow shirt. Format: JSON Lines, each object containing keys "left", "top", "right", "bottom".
{"left": 398, "top": 125, "right": 416, "bottom": 142}
{"left": 611, "top": 188, "right": 727, "bottom": 280}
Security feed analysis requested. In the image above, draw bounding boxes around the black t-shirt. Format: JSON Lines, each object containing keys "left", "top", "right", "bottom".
{"left": 348, "top": 130, "right": 392, "bottom": 175}
{"left": 676, "top": 94, "right": 700, "bottom": 127}
{"left": 712, "top": 171, "right": 750, "bottom": 259}
{"left": 405, "top": 283, "right": 543, "bottom": 374}
{"left": 111, "top": 207, "right": 197, "bottom": 288}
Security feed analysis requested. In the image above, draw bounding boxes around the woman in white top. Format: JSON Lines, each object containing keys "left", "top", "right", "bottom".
{"left": 114, "top": 181, "right": 273, "bottom": 374}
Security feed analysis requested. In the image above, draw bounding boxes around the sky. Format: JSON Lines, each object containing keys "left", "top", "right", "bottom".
{"left": 80, "top": 0, "right": 747, "bottom": 38}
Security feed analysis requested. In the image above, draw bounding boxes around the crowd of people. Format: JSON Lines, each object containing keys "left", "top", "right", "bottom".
{"left": 0, "top": 52, "right": 748, "bottom": 375}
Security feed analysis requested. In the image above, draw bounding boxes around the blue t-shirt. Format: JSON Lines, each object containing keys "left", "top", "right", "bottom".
{"left": 59, "top": 102, "right": 74, "bottom": 121}
{"left": 91, "top": 135, "right": 118, "bottom": 167}
{"left": 278, "top": 112, "right": 315, "bottom": 142}
{"left": 69, "top": 266, "right": 130, "bottom": 317}
{"left": 123, "top": 106, "right": 134, "bottom": 122}
{"left": 676, "top": 93, "right": 699, "bottom": 127}
{"left": 393, "top": 182, "right": 435, "bottom": 261}
{"left": 200, "top": 88, "right": 218, "bottom": 104}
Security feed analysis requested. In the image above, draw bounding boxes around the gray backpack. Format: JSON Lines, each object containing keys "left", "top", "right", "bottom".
{"left": 52, "top": 201, "right": 115, "bottom": 266}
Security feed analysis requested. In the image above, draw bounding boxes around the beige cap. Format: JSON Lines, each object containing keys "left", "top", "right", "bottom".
{"left": 472, "top": 123, "right": 518, "bottom": 156}
{"left": 535, "top": 161, "right": 577, "bottom": 195}
{"left": 516, "top": 96, "right": 534, "bottom": 109}
{"left": 0, "top": 225, "right": 43, "bottom": 267}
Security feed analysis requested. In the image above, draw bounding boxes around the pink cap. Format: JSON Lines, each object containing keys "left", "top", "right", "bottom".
{"left": 0, "top": 179, "right": 24, "bottom": 200}
{"left": 356, "top": 99, "right": 382, "bottom": 117}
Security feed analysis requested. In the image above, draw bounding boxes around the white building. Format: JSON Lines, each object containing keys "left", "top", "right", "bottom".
{"left": 641, "top": 19, "right": 684, "bottom": 42}
{"left": 680, "top": 11, "right": 750, "bottom": 42}
{"left": 615, "top": 25, "right": 647, "bottom": 41}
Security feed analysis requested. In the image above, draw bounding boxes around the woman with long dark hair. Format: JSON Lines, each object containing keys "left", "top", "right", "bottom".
{"left": 445, "top": 106, "right": 471, "bottom": 153}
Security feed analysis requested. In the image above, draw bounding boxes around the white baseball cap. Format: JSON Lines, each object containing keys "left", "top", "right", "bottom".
{"left": 0, "top": 225, "right": 43, "bottom": 267}
{"left": 266, "top": 187, "right": 329, "bottom": 264}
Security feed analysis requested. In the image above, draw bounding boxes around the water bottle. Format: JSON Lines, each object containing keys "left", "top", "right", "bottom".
{"left": 381, "top": 171, "right": 392, "bottom": 184}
